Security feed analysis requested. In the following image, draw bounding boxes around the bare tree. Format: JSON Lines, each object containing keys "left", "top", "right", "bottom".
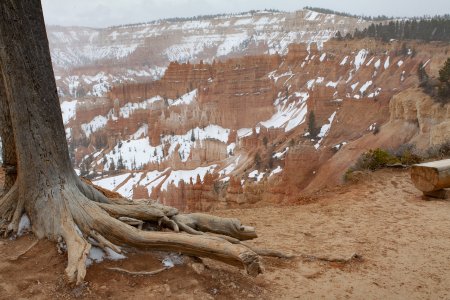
{"left": 0, "top": 1, "right": 262, "bottom": 284}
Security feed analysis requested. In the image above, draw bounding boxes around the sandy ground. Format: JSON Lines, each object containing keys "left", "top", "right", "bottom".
{"left": 1, "top": 168, "right": 450, "bottom": 299}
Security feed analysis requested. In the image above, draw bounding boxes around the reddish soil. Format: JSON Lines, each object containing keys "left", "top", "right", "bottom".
{"left": 2, "top": 168, "right": 450, "bottom": 299}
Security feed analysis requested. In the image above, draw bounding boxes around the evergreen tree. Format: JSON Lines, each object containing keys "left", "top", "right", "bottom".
{"left": 438, "top": 58, "right": 450, "bottom": 84}
{"left": 308, "top": 111, "right": 319, "bottom": 138}
{"left": 262, "top": 136, "right": 268, "bottom": 147}
{"left": 117, "top": 154, "right": 125, "bottom": 170}
{"left": 438, "top": 58, "right": 450, "bottom": 101}
{"left": 254, "top": 152, "right": 262, "bottom": 170}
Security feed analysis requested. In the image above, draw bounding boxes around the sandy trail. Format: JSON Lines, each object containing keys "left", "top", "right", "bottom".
{"left": 1, "top": 168, "right": 450, "bottom": 299}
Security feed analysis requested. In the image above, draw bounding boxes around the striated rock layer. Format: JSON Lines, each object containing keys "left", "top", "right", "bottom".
{"left": 63, "top": 39, "right": 450, "bottom": 211}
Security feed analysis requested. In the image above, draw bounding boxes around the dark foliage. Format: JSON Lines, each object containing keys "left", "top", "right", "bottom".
{"left": 352, "top": 18, "right": 450, "bottom": 42}
{"left": 304, "top": 6, "right": 393, "bottom": 21}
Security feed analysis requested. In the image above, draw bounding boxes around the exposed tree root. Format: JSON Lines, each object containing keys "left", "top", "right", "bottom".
{"left": 77, "top": 177, "right": 130, "bottom": 205}
{"left": 89, "top": 230, "right": 122, "bottom": 254}
{"left": 8, "top": 182, "right": 264, "bottom": 285}
{"left": 96, "top": 202, "right": 178, "bottom": 222}
{"left": 172, "top": 213, "right": 258, "bottom": 240}
{"left": 108, "top": 266, "right": 169, "bottom": 276}
{"left": 8, "top": 239, "right": 39, "bottom": 261}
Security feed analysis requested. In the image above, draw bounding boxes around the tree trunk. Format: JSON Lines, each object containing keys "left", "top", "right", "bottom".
{"left": 0, "top": 0, "right": 263, "bottom": 285}
{"left": 410, "top": 159, "right": 450, "bottom": 192}
{"left": 0, "top": 64, "right": 17, "bottom": 192}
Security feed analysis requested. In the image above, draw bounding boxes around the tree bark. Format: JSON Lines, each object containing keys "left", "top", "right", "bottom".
{"left": 0, "top": 0, "right": 263, "bottom": 284}
{"left": 0, "top": 64, "right": 17, "bottom": 192}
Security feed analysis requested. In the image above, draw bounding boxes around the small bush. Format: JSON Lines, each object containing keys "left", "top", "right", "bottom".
{"left": 426, "top": 141, "right": 450, "bottom": 159}
{"left": 391, "top": 144, "right": 422, "bottom": 165}
{"left": 344, "top": 146, "right": 423, "bottom": 182}
{"left": 353, "top": 148, "right": 399, "bottom": 171}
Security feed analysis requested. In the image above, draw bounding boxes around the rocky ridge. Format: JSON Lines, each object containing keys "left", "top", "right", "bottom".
{"left": 62, "top": 37, "right": 450, "bottom": 210}
{"left": 49, "top": 9, "right": 373, "bottom": 99}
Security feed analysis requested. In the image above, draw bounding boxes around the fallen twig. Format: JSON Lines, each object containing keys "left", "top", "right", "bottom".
{"left": 301, "top": 252, "right": 362, "bottom": 263}
{"left": 107, "top": 266, "right": 168, "bottom": 276}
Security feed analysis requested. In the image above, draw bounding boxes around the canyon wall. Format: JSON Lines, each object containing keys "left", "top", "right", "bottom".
{"left": 60, "top": 38, "right": 450, "bottom": 211}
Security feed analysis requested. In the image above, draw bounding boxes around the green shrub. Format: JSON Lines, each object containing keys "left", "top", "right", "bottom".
{"left": 353, "top": 148, "right": 399, "bottom": 171}
{"left": 391, "top": 144, "right": 422, "bottom": 165}
{"left": 344, "top": 146, "right": 423, "bottom": 182}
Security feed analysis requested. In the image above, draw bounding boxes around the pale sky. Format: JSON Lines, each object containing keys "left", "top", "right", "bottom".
{"left": 41, "top": 0, "right": 450, "bottom": 28}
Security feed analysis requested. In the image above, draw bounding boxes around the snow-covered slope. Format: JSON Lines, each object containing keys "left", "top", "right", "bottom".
{"left": 50, "top": 9, "right": 374, "bottom": 98}
{"left": 48, "top": 9, "right": 370, "bottom": 69}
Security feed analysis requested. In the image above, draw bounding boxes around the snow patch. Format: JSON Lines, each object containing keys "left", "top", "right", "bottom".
{"left": 314, "top": 111, "right": 337, "bottom": 149}
{"left": 18, "top": 214, "right": 31, "bottom": 236}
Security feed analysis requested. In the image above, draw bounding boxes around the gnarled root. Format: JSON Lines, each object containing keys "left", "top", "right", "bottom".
{"left": 172, "top": 213, "right": 257, "bottom": 241}
{"left": 60, "top": 208, "right": 91, "bottom": 285}
{"left": 21, "top": 183, "right": 263, "bottom": 285}
{"left": 71, "top": 199, "right": 263, "bottom": 278}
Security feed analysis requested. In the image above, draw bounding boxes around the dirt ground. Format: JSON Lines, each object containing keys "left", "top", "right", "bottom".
{"left": 2, "top": 168, "right": 450, "bottom": 299}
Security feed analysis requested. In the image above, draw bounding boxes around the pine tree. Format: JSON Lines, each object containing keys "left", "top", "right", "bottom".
{"left": 438, "top": 58, "right": 450, "bottom": 101}
{"left": 117, "top": 154, "right": 125, "bottom": 170}
{"left": 308, "top": 111, "right": 318, "bottom": 138}
{"left": 438, "top": 58, "right": 450, "bottom": 84}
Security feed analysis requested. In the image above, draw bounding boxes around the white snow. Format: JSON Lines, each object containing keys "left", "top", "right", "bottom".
{"left": 116, "top": 172, "right": 144, "bottom": 198}
{"left": 60, "top": 100, "right": 77, "bottom": 125}
{"left": 326, "top": 80, "right": 339, "bottom": 88}
{"left": 273, "top": 147, "right": 289, "bottom": 159}
{"left": 237, "top": 128, "right": 253, "bottom": 138}
{"left": 340, "top": 56, "right": 349, "bottom": 65}
{"left": 86, "top": 246, "right": 126, "bottom": 267}
{"left": 168, "top": 89, "right": 197, "bottom": 106}
{"left": 131, "top": 124, "right": 148, "bottom": 139}
{"left": 219, "top": 156, "right": 241, "bottom": 177}
{"left": 18, "top": 214, "right": 31, "bottom": 236}
{"left": 117, "top": 96, "right": 163, "bottom": 119}
{"left": 93, "top": 173, "right": 130, "bottom": 191}
{"left": 217, "top": 32, "right": 249, "bottom": 57}
{"left": 138, "top": 169, "right": 169, "bottom": 194}
{"left": 359, "top": 81, "right": 373, "bottom": 95}
{"left": 306, "top": 79, "right": 316, "bottom": 90}
{"left": 384, "top": 56, "right": 390, "bottom": 69}
{"left": 351, "top": 82, "right": 359, "bottom": 91}
{"left": 248, "top": 170, "right": 265, "bottom": 182}
{"left": 374, "top": 59, "right": 381, "bottom": 69}
{"left": 269, "top": 166, "right": 283, "bottom": 177}
{"left": 161, "top": 165, "right": 217, "bottom": 191}
{"left": 81, "top": 115, "right": 108, "bottom": 138}
{"left": 397, "top": 60, "right": 404, "bottom": 67}
{"left": 260, "top": 92, "right": 309, "bottom": 132}
{"left": 227, "top": 142, "right": 236, "bottom": 155}
{"left": 354, "top": 49, "right": 368, "bottom": 70}
{"left": 319, "top": 53, "right": 326, "bottom": 62}
{"left": 368, "top": 88, "right": 382, "bottom": 98}
{"left": 305, "top": 11, "right": 320, "bottom": 21}
{"left": 314, "top": 111, "right": 337, "bottom": 149}
{"left": 368, "top": 123, "right": 377, "bottom": 131}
